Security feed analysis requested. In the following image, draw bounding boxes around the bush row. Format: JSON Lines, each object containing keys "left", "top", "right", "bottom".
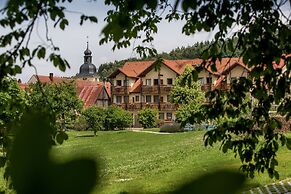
{"left": 74, "top": 105, "right": 133, "bottom": 134}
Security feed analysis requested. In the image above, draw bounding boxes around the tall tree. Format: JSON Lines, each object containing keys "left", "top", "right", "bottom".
{"left": 0, "top": 0, "right": 290, "bottom": 179}
{"left": 28, "top": 82, "right": 83, "bottom": 131}
{"left": 0, "top": 78, "right": 27, "bottom": 159}
{"left": 170, "top": 66, "right": 205, "bottom": 126}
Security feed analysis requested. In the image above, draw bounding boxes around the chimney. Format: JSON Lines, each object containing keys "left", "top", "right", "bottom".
{"left": 49, "top": 73, "right": 53, "bottom": 81}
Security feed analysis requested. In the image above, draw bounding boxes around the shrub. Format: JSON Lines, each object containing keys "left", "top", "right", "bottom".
{"left": 74, "top": 115, "right": 89, "bottom": 131}
{"left": 160, "top": 122, "right": 183, "bottom": 133}
{"left": 138, "top": 108, "right": 158, "bottom": 128}
{"left": 81, "top": 106, "right": 106, "bottom": 135}
{"left": 104, "top": 106, "right": 132, "bottom": 130}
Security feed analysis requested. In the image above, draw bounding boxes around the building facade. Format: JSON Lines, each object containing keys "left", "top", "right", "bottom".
{"left": 25, "top": 43, "right": 111, "bottom": 108}
{"left": 109, "top": 58, "right": 250, "bottom": 126}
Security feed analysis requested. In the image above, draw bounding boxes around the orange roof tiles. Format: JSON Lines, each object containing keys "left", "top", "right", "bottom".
{"left": 130, "top": 78, "right": 142, "bottom": 93}
{"left": 25, "top": 74, "right": 111, "bottom": 108}
{"left": 163, "top": 59, "right": 203, "bottom": 74}
{"left": 18, "top": 83, "right": 28, "bottom": 90}
{"left": 75, "top": 80, "right": 110, "bottom": 107}
{"left": 273, "top": 54, "right": 291, "bottom": 69}
{"left": 32, "top": 75, "right": 69, "bottom": 84}
{"left": 109, "top": 60, "right": 154, "bottom": 78}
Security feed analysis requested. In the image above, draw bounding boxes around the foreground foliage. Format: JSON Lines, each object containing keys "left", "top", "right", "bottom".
{"left": 9, "top": 110, "right": 98, "bottom": 194}
{"left": 0, "top": 0, "right": 290, "bottom": 186}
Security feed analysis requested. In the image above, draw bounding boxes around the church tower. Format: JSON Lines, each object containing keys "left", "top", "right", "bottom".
{"left": 76, "top": 41, "right": 98, "bottom": 80}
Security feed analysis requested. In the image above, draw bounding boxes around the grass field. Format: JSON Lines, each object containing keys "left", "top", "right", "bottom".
{"left": 46, "top": 130, "right": 291, "bottom": 194}
{"left": 0, "top": 130, "right": 290, "bottom": 193}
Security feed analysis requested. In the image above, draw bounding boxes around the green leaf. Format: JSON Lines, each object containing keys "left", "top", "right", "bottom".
{"left": 37, "top": 47, "right": 46, "bottom": 59}
{"left": 88, "top": 16, "right": 97, "bottom": 23}
{"left": 52, "top": 159, "right": 98, "bottom": 194}
{"left": 0, "top": 157, "right": 6, "bottom": 168}
{"left": 171, "top": 170, "right": 245, "bottom": 194}
{"left": 56, "top": 131, "right": 68, "bottom": 145}
{"left": 286, "top": 138, "right": 291, "bottom": 150}
{"left": 59, "top": 19, "right": 68, "bottom": 30}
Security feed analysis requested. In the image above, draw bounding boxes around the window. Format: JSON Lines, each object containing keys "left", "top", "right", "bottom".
{"left": 160, "top": 96, "right": 164, "bottom": 103}
{"left": 116, "top": 96, "right": 122, "bottom": 103}
{"left": 135, "top": 95, "right": 140, "bottom": 102}
{"left": 198, "top": 77, "right": 204, "bottom": 86}
{"left": 166, "top": 112, "right": 173, "bottom": 121}
{"left": 123, "top": 79, "right": 129, "bottom": 86}
{"left": 154, "top": 79, "right": 159, "bottom": 85}
{"left": 146, "top": 95, "right": 151, "bottom": 103}
{"left": 159, "top": 113, "right": 165, "bottom": 120}
{"left": 154, "top": 95, "right": 159, "bottom": 103}
{"left": 145, "top": 79, "right": 151, "bottom": 86}
{"left": 132, "top": 97, "right": 135, "bottom": 103}
{"left": 116, "top": 80, "right": 122, "bottom": 86}
{"left": 206, "top": 77, "right": 212, "bottom": 84}
{"left": 167, "top": 78, "right": 173, "bottom": 85}
{"left": 167, "top": 95, "right": 171, "bottom": 102}
{"left": 124, "top": 96, "right": 129, "bottom": 103}
{"left": 160, "top": 79, "right": 164, "bottom": 85}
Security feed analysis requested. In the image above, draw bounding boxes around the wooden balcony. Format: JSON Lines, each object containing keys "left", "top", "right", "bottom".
{"left": 142, "top": 85, "right": 173, "bottom": 94}
{"left": 115, "top": 103, "right": 178, "bottom": 111}
{"left": 215, "top": 83, "right": 231, "bottom": 91}
{"left": 201, "top": 84, "right": 213, "bottom": 92}
{"left": 111, "top": 86, "right": 130, "bottom": 95}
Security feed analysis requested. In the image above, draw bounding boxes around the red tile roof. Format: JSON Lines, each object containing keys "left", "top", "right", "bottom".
{"left": 25, "top": 75, "right": 111, "bottom": 108}
{"left": 18, "top": 83, "right": 28, "bottom": 90}
{"left": 30, "top": 75, "right": 69, "bottom": 84}
{"left": 273, "top": 54, "right": 291, "bottom": 69}
{"left": 163, "top": 59, "right": 203, "bottom": 75}
{"left": 75, "top": 80, "right": 110, "bottom": 107}
{"left": 109, "top": 61, "right": 154, "bottom": 78}
{"left": 110, "top": 58, "right": 247, "bottom": 79}
{"left": 130, "top": 78, "right": 142, "bottom": 93}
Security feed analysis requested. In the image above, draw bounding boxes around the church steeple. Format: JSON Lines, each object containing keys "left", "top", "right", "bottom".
{"left": 84, "top": 41, "right": 92, "bottom": 64}
{"left": 78, "top": 39, "right": 97, "bottom": 77}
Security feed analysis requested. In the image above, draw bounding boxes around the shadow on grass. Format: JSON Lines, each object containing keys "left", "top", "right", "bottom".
{"left": 75, "top": 134, "right": 95, "bottom": 138}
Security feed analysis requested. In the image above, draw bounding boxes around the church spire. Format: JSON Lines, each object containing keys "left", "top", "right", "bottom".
{"left": 84, "top": 38, "right": 92, "bottom": 63}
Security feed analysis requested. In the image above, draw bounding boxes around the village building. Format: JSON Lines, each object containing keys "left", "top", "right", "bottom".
{"left": 109, "top": 58, "right": 250, "bottom": 126}
{"left": 23, "top": 43, "right": 111, "bottom": 108}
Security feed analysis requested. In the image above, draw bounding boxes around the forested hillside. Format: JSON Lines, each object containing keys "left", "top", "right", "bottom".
{"left": 97, "top": 39, "right": 241, "bottom": 80}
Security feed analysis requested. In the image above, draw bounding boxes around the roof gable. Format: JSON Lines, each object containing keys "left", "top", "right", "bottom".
{"left": 109, "top": 60, "right": 154, "bottom": 78}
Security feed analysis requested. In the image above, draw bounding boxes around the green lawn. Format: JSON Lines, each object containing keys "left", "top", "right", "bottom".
{"left": 46, "top": 130, "right": 291, "bottom": 194}
{"left": 0, "top": 131, "right": 290, "bottom": 193}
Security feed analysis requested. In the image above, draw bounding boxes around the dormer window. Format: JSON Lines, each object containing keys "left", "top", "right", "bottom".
{"left": 116, "top": 80, "right": 122, "bottom": 86}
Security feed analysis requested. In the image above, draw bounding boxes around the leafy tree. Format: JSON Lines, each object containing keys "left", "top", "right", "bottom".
{"left": 138, "top": 108, "right": 158, "bottom": 128}
{"left": 28, "top": 82, "right": 83, "bottom": 131}
{"left": 81, "top": 106, "right": 106, "bottom": 135}
{"left": 170, "top": 66, "right": 205, "bottom": 126}
{"left": 99, "top": 0, "right": 291, "bottom": 178}
{"left": 0, "top": 0, "right": 290, "bottom": 180}
{"left": 0, "top": 78, "right": 27, "bottom": 165}
{"left": 104, "top": 106, "right": 133, "bottom": 130}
